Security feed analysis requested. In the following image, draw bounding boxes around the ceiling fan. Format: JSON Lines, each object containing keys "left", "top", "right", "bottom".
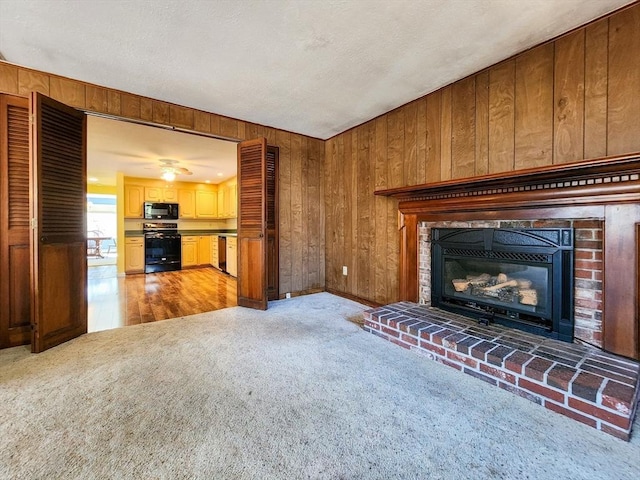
{"left": 157, "top": 159, "right": 193, "bottom": 182}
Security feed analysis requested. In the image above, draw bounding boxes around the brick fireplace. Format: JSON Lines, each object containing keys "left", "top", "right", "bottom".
{"left": 369, "top": 154, "right": 640, "bottom": 440}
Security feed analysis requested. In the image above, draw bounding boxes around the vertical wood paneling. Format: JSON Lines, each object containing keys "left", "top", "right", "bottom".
{"left": 152, "top": 100, "right": 169, "bottom": 124}
{"left": 290, "top": 134, "right": 304, "bottom": 293}
{"left": 0, "top": 63, "right": 18, "bottom": 94}
{"left": 357, "top": 122, "right": 373, "bottom": 300}
{"left": 416, "top": 98, "right": 427, "bottom": 183}
{"left": 169, "top": 105, "right": 194, "bottom": 129}
{"left": 220, "top": 117, "right": 240, "bottom": 139}
{"left": 387, "top": 109, "right": 404, "bottom": 188}
{"left": 18, "top": 70, "right": 49, "bottom": 96}
{"left": 86, "top": 86, "right": 108, "bottom": 113}
{"left": 425, "top": 91, "right": 442, "bottom": 181}
{"left": 451, "top": 77, "right": 476, "bottom": 179}
{"left": 276, "top": 130, "right": 292, "bottom": 295}
{"left": 49, "top": 77, "right": 85, "bottom": 108}
{"left": 584, "top": 19, "right": 609, "bottom": 159}
{"left": 140, "top": 97, "right": 153, "bottom": 121}
{"left": 107, "top": 90, "right": 121, "bottom": 115}
{"left": 403, "top": 103, "right": 418, "bottom": 185}
{"left": 440, "top": 86, "right": 452, "bottom": 180}
{"left": 488, "top": 60, "right": 515, "bottom": 173}
{"left": 515, "top": 44, "right": 554, "bottom": 169}
{"left": 554, "top": 30, "right": 585, "bottom": 164}
{"left": 608, "top": 5, "right": 640, "bottom": 155}
{"left": 193, "top": 111, "right": 211, "bottom": 133}
{"left": 475, "top": 71, "right": 489, "bottom": 176}
{"left": 307, "top": 138, "right": 322, "bottom": 288}
{"left": 121, "top": 93, "right": 141, "bottom": 119}
{"left": 374, "top": 116, "right": 389, "bottom": 303}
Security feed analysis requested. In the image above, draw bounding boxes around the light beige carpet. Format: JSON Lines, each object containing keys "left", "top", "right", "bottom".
{"left": 1, "top": 292, "right": 639, "bottom": 479}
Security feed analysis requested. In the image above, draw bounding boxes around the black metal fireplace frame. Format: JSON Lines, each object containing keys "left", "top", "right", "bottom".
{"left": 431, "top": 228, "right": 574, "bottom": 342}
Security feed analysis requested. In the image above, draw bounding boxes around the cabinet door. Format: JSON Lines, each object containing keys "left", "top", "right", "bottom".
{"left": 163, "top": 187, "right": 177, "bottom": 202}
{"left": 124, "top": 238, "right": 144, "bottom": 273}
{"left": 197, "top": 236, "right": 211, "bottom": 265}
{"left": 229, "top": 184, "right": 238, "bottom": 218}
{"left": 227, "top": 237, "right": 238, "bottom": 277}
{"left": 144, "top": 186, "right": 162, "bottom": 202}
{"left": 211, "top": 235, "right": 219, "bottom": 267}
{"left": 217, "top": 189, "right": 225, "bottom": 218}
{"left": 181, "top": 237, "right": 198, "bottom": 267}
{"left": 195, "top": 190, "right": 217, "bottom": 218}
{"left": 124, "top": 185, "right": 144, "bottom": 218}
{"left": 178, "top": 188, "right": 195, "bottom": 218}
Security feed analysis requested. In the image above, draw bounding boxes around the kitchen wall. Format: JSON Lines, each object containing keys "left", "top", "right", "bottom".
{"left": 0, "top": 63, "right": 325, "bottom": 297}
{"left": 324, "top": 3, "right": 640, "bottom": 305}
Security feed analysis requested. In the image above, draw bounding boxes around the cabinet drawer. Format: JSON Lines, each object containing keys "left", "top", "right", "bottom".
{"left": 125, "top": 237, "right": 144, "bottom": 245}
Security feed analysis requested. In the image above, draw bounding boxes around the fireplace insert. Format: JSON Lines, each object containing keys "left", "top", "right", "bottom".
{"left": 431, "top": 228, "right": 574, "bottom": 342}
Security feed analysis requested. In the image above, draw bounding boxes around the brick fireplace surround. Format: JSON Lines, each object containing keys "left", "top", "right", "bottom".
{"left": 372, "top": 155, "right": 640, "bottom": 440}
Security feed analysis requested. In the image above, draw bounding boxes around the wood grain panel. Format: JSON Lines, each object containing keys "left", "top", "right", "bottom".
{"left": 18, "top": 70, "right": 49, "bottom": 96}
{"left": 210, "top": 114, "right": 221, "bottom": 136}
{"left": 357, "top": 122, "right": 373, "bottom": 299}
{"left": 290, "top": 134, "right": 303, "bottom": 293}
{"left": 425, "top": 91, "right": 441, "bottom": 182}
{"left": 440, "top": 86, "right": 452, "bottom": 180}
{"left": 152, "top": 100, "right": 169, "bottom": 124}
{"left": 169, "top": 105, "right": 194, "bottom": 129}
{"left": 515, "top": 44, "right": 554, "bottom": 169}
{"left": 475, "top": 71, "right": 489, "bottom": 176}
{"left": 86, "top": 86, "right": 108, "bottom": 113}
{"left": 140, "top": 97, "right": 153, "bottom": 121}
{"left": 49, "top": 77, "right": 85, "bottom": 108}
{"left": 220, "top": 117, "right": 240, "bottom": 139}
{"left": 608, "top": 5, "right": 640, "bottom": 155}
{"left": 193, "top": 111, "right": 211, "bottom": 133}
{"left": 333, "top": 134, "right": 346, "bottom": 292}
{"left": 374, "top": 116, "right": 389, "bottom": 302}
{"left": 315, "top": 138, "right": 326, "bottom": 289}
{"left": 416, "top": 98, "right": 427, "bottom": 183}
{"left": 299, "top": 136, "right": 309, "bottom": 291}
{"left": 276, "top": 130, "right": 292, "bottom": 294}
{"left": 403, "top": 102, "right": 418, "bottom": 185}
{"left": 488, "top": 60, "right": 515, "bottom": 173}
{"left": 387, "top": 108, "right": 404, "bottom": 189}
{"left": 451, "top": 76, "right": 476, "bottom": 179}
{"left": 107, "top": 90, "right": 121, "bottom": 115}
{"left": 121, "top": 93, "right": 141, "bottom": 119}
{"left": 344, "top": 130, "right": 355, "bottom": 294}
{"left": 554, "top": 30, "right": 585, "bottom": 164}
{"left": 0, "top": 63, "right": 18, "bottom": 94}
{"left": 584, "top": 18, "right": 609, "bottom": 159}
{"left": 307, "top": 139, "right": 322, "bottom": 288}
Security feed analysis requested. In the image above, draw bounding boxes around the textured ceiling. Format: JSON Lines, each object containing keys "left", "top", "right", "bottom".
{"left": 0, "top": 0, "right": 633, "bottom": 140}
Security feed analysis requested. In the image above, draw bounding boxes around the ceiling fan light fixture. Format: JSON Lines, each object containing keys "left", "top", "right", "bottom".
{"left": 162, "top": 171, "right": 176, "bottom": 182}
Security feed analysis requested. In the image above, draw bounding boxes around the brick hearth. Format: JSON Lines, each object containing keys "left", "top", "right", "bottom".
{"left": 363, "top": 302, "right": 640, "bottom": 441}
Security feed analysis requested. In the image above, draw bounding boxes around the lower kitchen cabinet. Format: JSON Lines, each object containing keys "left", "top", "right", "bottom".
{"left": 181, "top": 236, "right": 198, "bottom": 268}
{"left": 197, "top": 235, "right": 211, "bottom": 265}
{"left": 211, "top": 235, "right": 219, "bottom": 268}
{"left": 226, "top": 237, "right": 237, "bottom": 277}
{"left": 125, "top": 237, "right": 145, "bottom": 274}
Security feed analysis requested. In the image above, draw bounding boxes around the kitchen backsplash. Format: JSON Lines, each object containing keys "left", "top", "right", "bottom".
{"left": 125, "top": 218, "right": 236, "bottom": 231}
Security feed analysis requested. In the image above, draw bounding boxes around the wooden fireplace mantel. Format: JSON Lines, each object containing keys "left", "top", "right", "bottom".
{"left": 376, "top": 153, "right": 640, "bottom": 360}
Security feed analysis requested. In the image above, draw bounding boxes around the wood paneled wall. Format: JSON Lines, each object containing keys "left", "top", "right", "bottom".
{"left": 325, "top": 3, "right": 640, "bottom": 305}
{"left": 0, "top": 63, "right": 325, "bottom": 297}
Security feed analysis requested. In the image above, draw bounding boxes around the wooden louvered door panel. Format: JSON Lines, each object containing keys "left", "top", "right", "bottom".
{"left": 0, "top": 95, "right": 31, "bottom": 348}
{"left": 266, "top": 145, "right": 279, "bottom": 301}
{"left": 237, "top": 138, "right": 268, "bottom": 310}
{"left": 30, "top": 92, "right": 87, "bottom": 353}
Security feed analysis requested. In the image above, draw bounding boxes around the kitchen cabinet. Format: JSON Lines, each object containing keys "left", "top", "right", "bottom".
{"left": 217, "top": 189, "right": 225, "bottom": 218}
{"left": 178, "top": 188, "right": 195, "bottom": 218}
{"left": 124, "top": 184, "right": 144, "bottom": 218}
{"left": 181, "top": 236, "right": 198, "bottom": 268}
{"left": 228, "top": 184, "right": 238, "bottom": 217}
{"left": 211, "top": 235, "right": 219, "bottom": 268}
{"left": 226, "top": 237, "right": 238, "bottom": 277}
{"left": 124, "top": 237, "right": 145, "bottom": 274}
{"left": 197, "top": 235, "right": 211, "bottom": 265}
{"left": 145, "top": 186, "right": 177, "bottom": 202}
{"left": 195, "top": 190, "right": 217, "bottom": 218}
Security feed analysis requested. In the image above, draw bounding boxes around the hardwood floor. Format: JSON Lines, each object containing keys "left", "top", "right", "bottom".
{"left": 88, "top": 266, "right": 237, "bottom": 332}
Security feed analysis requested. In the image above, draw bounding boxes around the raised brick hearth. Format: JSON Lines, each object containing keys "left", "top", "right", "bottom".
{"left": 364, "top": 302, "right": 640, "bottom": 440}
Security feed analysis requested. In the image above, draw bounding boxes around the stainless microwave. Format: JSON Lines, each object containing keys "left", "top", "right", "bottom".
{"left": 144, "top": 202, "right": 179, "bottom": 220}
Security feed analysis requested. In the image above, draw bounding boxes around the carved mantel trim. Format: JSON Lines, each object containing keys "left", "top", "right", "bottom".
{"left": 377, "top": 153, "right": 640, "bottom": 360}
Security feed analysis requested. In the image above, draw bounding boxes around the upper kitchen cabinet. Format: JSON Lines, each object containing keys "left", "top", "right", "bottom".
{"left": 178, "top": 188, "right": 196, "bottom": 218}
{"left": 195, "top": 190, "right": 217, "bottom": 218}
{"left": 145, "top": 186, "right": 177, "bottom": 202}
{"left": 124, "top": 184, "right": 144, "bottom": 218}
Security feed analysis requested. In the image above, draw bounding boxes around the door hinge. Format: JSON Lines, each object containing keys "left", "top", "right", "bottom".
{"left": 30, "top": 218, "right": 37, "bottom": 229}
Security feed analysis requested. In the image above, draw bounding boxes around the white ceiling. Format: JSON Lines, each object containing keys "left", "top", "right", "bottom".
{"left": 87, "top": 115, "right": 238, "bottom": 186}
{"left": 0, "top": 0, "right": 633, "bottom": 141}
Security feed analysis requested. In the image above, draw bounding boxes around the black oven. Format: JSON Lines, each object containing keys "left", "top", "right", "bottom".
{"left": 144, "top": 223, "right": 181, "bottom": 273}
{"left": 144, "top": 202, "right": 179, "bottom": 220}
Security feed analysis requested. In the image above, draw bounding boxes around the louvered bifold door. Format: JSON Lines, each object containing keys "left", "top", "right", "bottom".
{"left": 30, "top": 92, "right": 87, "bottom": 353}
{"left": 237, "top": 138, "right": 268, "bottom": 310}
{"left": 266, "top": 146, "right": 279, "bottom": 301}
{"left": 0, "top": 95, "right": 31, "bottom": 348}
